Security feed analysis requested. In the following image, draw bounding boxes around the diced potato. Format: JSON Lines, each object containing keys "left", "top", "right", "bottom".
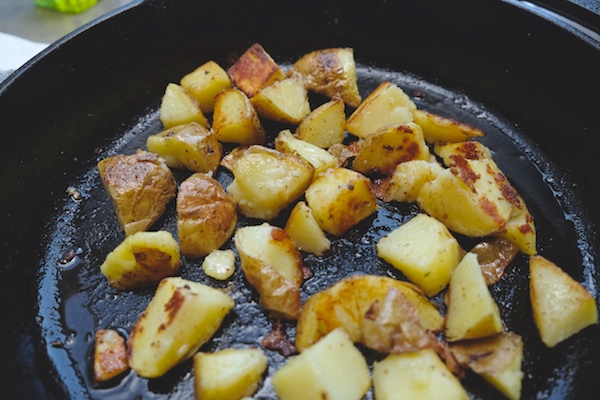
{"left": 272, "top": 328, "right": 370, "bottom": 400}
{"left": 94, "top": 329, "right": 129, "bottom": 382}
{"left": 159, "top": 83, "right": 209, "bottom": 129}
{"left": 97, "top": 150, "right": 176, "bottom": 236}
{"left": 284, "top": 201, "right": 331, "bottom": 256}
{"left": 372, "top": 349, "right": 468, "bottom": 400}
{"left": 227, "top": 146, "right": 314, "bottom": 220}
{"left": 378, "top": 159, "right": 444, "bottom": 203}
{"left": 251, "top": 73, "right": 311, "bottom": 124}
{"left": 434, "top": 140, "right": 492, "bottom": 164}
{"left": 413, "top": 109, "right": 484, "bottom": 143}
{"left": 295, "top": 98, "right": 346, "bottom": 148}
{"left": 352, "top": 123, "right": 430, "bottom": 176}
{"left": 202, "top": 249, "right": 236, "bottom": 281}
{"left": 345, "top": 81, "right": 416, "bottom": 139}
{"left": 146, "top": 122, "right": 223, "bottom": 173}
{"left": 274, "top": 129, "right": 338, "bottom": 178}
{"left": 228, "top": 43, "right": 285, "bottom": 98}
{"left": 180, "top": 60, "right": 233, "bottom": 113}
{"left": 193, "top": 348, "right": 268, "bottom": 400}
{"left": 234, "top": 223, "right": 304, "bottom": 319}
{"left": 128, "top": 277, "right": 235, "bottom": 378}
{"left": 304, "top": 167, "right": 378, "bottom": 236}
{"left": 530, "top": 255, "right": 597, "bottom": 347}
{"left": 177, "top": 173, "right": 237, "bottom": 258}
{"left": 445, "top": 253, "right": 504, "bottom": 341}
{"left": 100, "top": 230, "right": 181, "bottom": 290}
{"left": 496, "top": 205, "right": 536, "bottom": 255}
{"left": 293, "top": 48, "right": 362, "bottom": 108}
{"left": 296, "top": 274, "right": 444, "bottom": 352}
{"left": 212, "top": 88, "right": 266, "bottom": 145}
{"left": 450, "top": 332, "right": 524, "bottom": 400}
{"left": 377, "top": 213, "right": 462, "bottom": 296}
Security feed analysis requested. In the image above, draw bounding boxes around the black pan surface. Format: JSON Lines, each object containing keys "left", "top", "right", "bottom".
{"left": 1, "top": 0, "right": 599, "bottom": 398}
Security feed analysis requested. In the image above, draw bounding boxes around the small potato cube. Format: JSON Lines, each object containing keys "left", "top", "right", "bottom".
{"left": 180, "top": 60, "right": 233, "bottom": 113}
{"left": 295, "top": 98, "right": 346, "bottom": 148}
{"left": 146, "top": 122, "right": 223, "bottom": 173}
{"left": 285, "top": 201, "right": 331, "bottom": 256}
{"left": 372, "top": 349, "right": 468, "bottom": 400}
{"left": 235, "top": 223, "right": 305, "bottom": 319}
{"left": 293, "top": 47, "right": 362, "bottom": 108}
{"left": 128, "top": 277, "right": 235, "bottom": 378}
{"left": 227, "top": 146, "right": 314, "bottom": 220}
{"left": 202, "top": 249, "right": 236, "bottom": 281}
{"left": 377, "top": 213, "right": 462, "bottom": 296}
{"left": 352, "top": 122, "right": 431, "bottom": 176}
{"left": 413, "top": 109, "right": 484, "bottom": 143}
{"left": 212, "top": 88, "right": 266, "bottom": 145}
{"left": 275, "top": 129, "right": 338, "bottom": 178}
{"left": 445, "top": 253, "right": 504, "bottom": 341}
{"left": 159, "top": 83, "right": 209, "bottom": 129}
{"left": 530, "top": 255, "right": 597, "bottom": 347}
{"left": 379, "top": 159, "right": 444, "bottom": 203}
{"left": 177, "top": 173, "right": 237, "bottom": 258}
{"left": 100, "top": 230, "right": 181, "bottom": 290}
{"left": 272, "top": 328, "right": 370, "bottom": 400}
{"left": 94, "top": 329, "right": 129, "bottom": 382}
{"left": 345, "top": 81, "right": 416, "bottom": 139}
{"left": 434, "top": 140, "right": 493, "bottom": 164}
{"left": 304, "top": 167, "right": 378, "bottom": 236}
{"left": 251, "top": 73, "right": 311, "bottom": 124}
{"left": 228, "top": 43, "right": 285, "bottom": 98}
{"left": 193, "top": 348, "right": 268, "bottom": 400}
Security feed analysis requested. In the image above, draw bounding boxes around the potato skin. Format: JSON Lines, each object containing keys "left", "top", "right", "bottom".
{"left": 177, "top": 173, "right": 237, "bottom": 258}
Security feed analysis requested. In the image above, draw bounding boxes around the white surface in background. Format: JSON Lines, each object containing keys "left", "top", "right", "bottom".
{"left": 0, "top": 31, "right": 48, "bottom": 71}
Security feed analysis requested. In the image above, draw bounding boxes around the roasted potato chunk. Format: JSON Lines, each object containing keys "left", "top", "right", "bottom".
{"left": 159, "top": 83, "right": 209, "bottom": 129}
{"left": 293, "top": 47, "right": 362, "bottom": 108}
{"left": 128, "top": 277, "right": 234, "bottom": 378}
{"left": 228, "top": 43, "right": 284, "bottom": 98}
{"left": 180, "top": 60, "right": 232, "bottom": 113}
{"left": 413, "top": 109, "right": 484, "bottom": 143}
{"left": 94, "top": 329, "right": 129, "bottom": 382}
{"left": 97, "top": 150, "right": 176, "bottom": 236}
{"left": 146, "top": 122, "right": 223, "bottom": 173}
{"left": 202, "top": 249, "right": 236, "bottom": 281}
{"left": 212, "top": 88, "right": 266, "bottom": 145}
{"left": 275, "top": 129, "right": 338, "bottom": 179}
{"left": 234, "top": 223, "right": 305, "bottom": 319}
{"left": 295, "top": 98, "right": 346, "bottom": 148}
{"left": 377, "top": 159, "right": 444, "bottom": 203}
{"left": 284, "top": 201, "right": 331, "bottom": 256}
{"left": 250, "top": 72, "right": 311, "bottom": 124}
{"left": 177, "top": 173, "right": 237, "bottom": 258}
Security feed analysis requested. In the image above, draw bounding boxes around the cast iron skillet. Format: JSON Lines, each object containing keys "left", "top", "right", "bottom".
{"left": 1, "top": 0, "right": 599, "bottom": 398}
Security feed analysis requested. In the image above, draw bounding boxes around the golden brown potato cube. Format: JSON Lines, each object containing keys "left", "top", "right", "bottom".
{"left": 530, "top": 255, "right": 597, "bottom": 347}
{"left": 378, "top": 159, "right": 444, "bottom": 203}
{"left": 352, "top": 122, "right": 431, "bottom": 176}
{"left": 146, "top": 122, "right": 223, "bottom": 173}
{"left": 212, "top": 88, "right": 266, "bottom": 145}
{"left": 250, "top": 73, "right": 311, "bottom": 124}
{"left": 413, "top": 109, "right": 484, "bottom": 143}
{"left": 227, "top": 146, "right": 314, "bottom": 220}
{"left": 180, "top": 60, "right": 233, "bottom": 113}
{"left": 202, "top": 249, "right": 236, "bottom": 281}
{"left": 159, "top": 83, "right": 209, "bottom": 129}
{"left": 345, "top": 81, "right": 416, "bottom": 139}
{"left": 97, "top": 150, "right": 176, "bottom": 236}
{"left": 94, "top": 329, "right": 129, "bottom": 382}
{"left": 228, "top": 43, "right": 285, "bottom": 98}
{"left": 295, "top": 98, "right": 346, "bottom": 149}
{"left": 234, "top": 223, "right": 305, "bottom": 319}
{"left": 293, "top": 47, "right": 362, "bottom": 108}
{"left": 274, "top": 129, "right": 338, "bottom": 179}
{"left": 304, "top": 167, "right": 378, "bottom": 236}
{"left": 284, "top": 201, "right": 331, "bottom": 256}
{"left": 177, "top": 173, "right": 237, "bottom": 258}
{"left": 434, "top": 140, "right": 493, "bottom": 164}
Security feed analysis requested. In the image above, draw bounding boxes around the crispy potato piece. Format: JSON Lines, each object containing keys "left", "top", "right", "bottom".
{"left": 228, "top": 43, "right": 285, "bottom": 98}
{"left": 275, "top": 129, "right": 338, "bottom": 179}
{"left": 235, "top": 223, "right": 305, "bottom": 319}
{"left": 202, "top": 249, "right": 236, "bottom": 281}
{"left": 177, "top": 173, "right": 237, "bottom": 258}
{"left": 434, "top": 140, "right": 492, "bottom": 163}
{"left": 146, "top": 122, "right": 223, "bottom": 173}
{"left": 94, "top": 329, "right": 129, "bottom": 382}
{"left": 293, "top": 48, "right": 362, "bottom": 108}
{"left": 159, "top": 83, "right": 209, "bottom": 129}
{"left": 470, "top": 238, "right": 519, "bottom": 286}
{"left": 413, "top": 109, "right": 484, "bottom": 143}
{"left": 100, "top": 230, "right": 181, "bottom": 290}
{"left": 530, "top": 255, "right": 597, "bottom": 347}
{"left": 346, "top": 81, "right": 416, "bottom": 139}
{"left": 296, "top": 274, "right": 444, "bottom": 352}
{"left": 128, "top": 277, "right": 234, "bottom": 378}
{"left": 377, "top": 159, "right": 444, "bottom": 203}
{"left": 352, "top": 122, "right": 431, "bottom": 176}
{"left": 193, "top": 348, "right": 268, "bottom": 400}
{"left": 295, "top": 98, "right": 346, "bottom": 148}
{"left": 251, "top": 73, "right": 311, "bottom": 124}
{"left": 180, "top": 60, "right": 232, "bottom": 113}
{"left": 97, "top": 150, "right": 176, "bottom": 236}
{"left": 284, "top": 201, "right": 331, "bottom": 256}
{"left": 272, "top": 328, "right": 370, "bottom": 400}
{"left": 212, "top": 88, "right": 266, "bottom": 145}
{"left": 304, "top": 167, "right": 378, "bottom": 236}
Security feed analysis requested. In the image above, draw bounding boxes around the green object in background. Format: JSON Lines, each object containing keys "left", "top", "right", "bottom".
{"left": 35, "top": 0, "right": 99, "bottom": 13}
